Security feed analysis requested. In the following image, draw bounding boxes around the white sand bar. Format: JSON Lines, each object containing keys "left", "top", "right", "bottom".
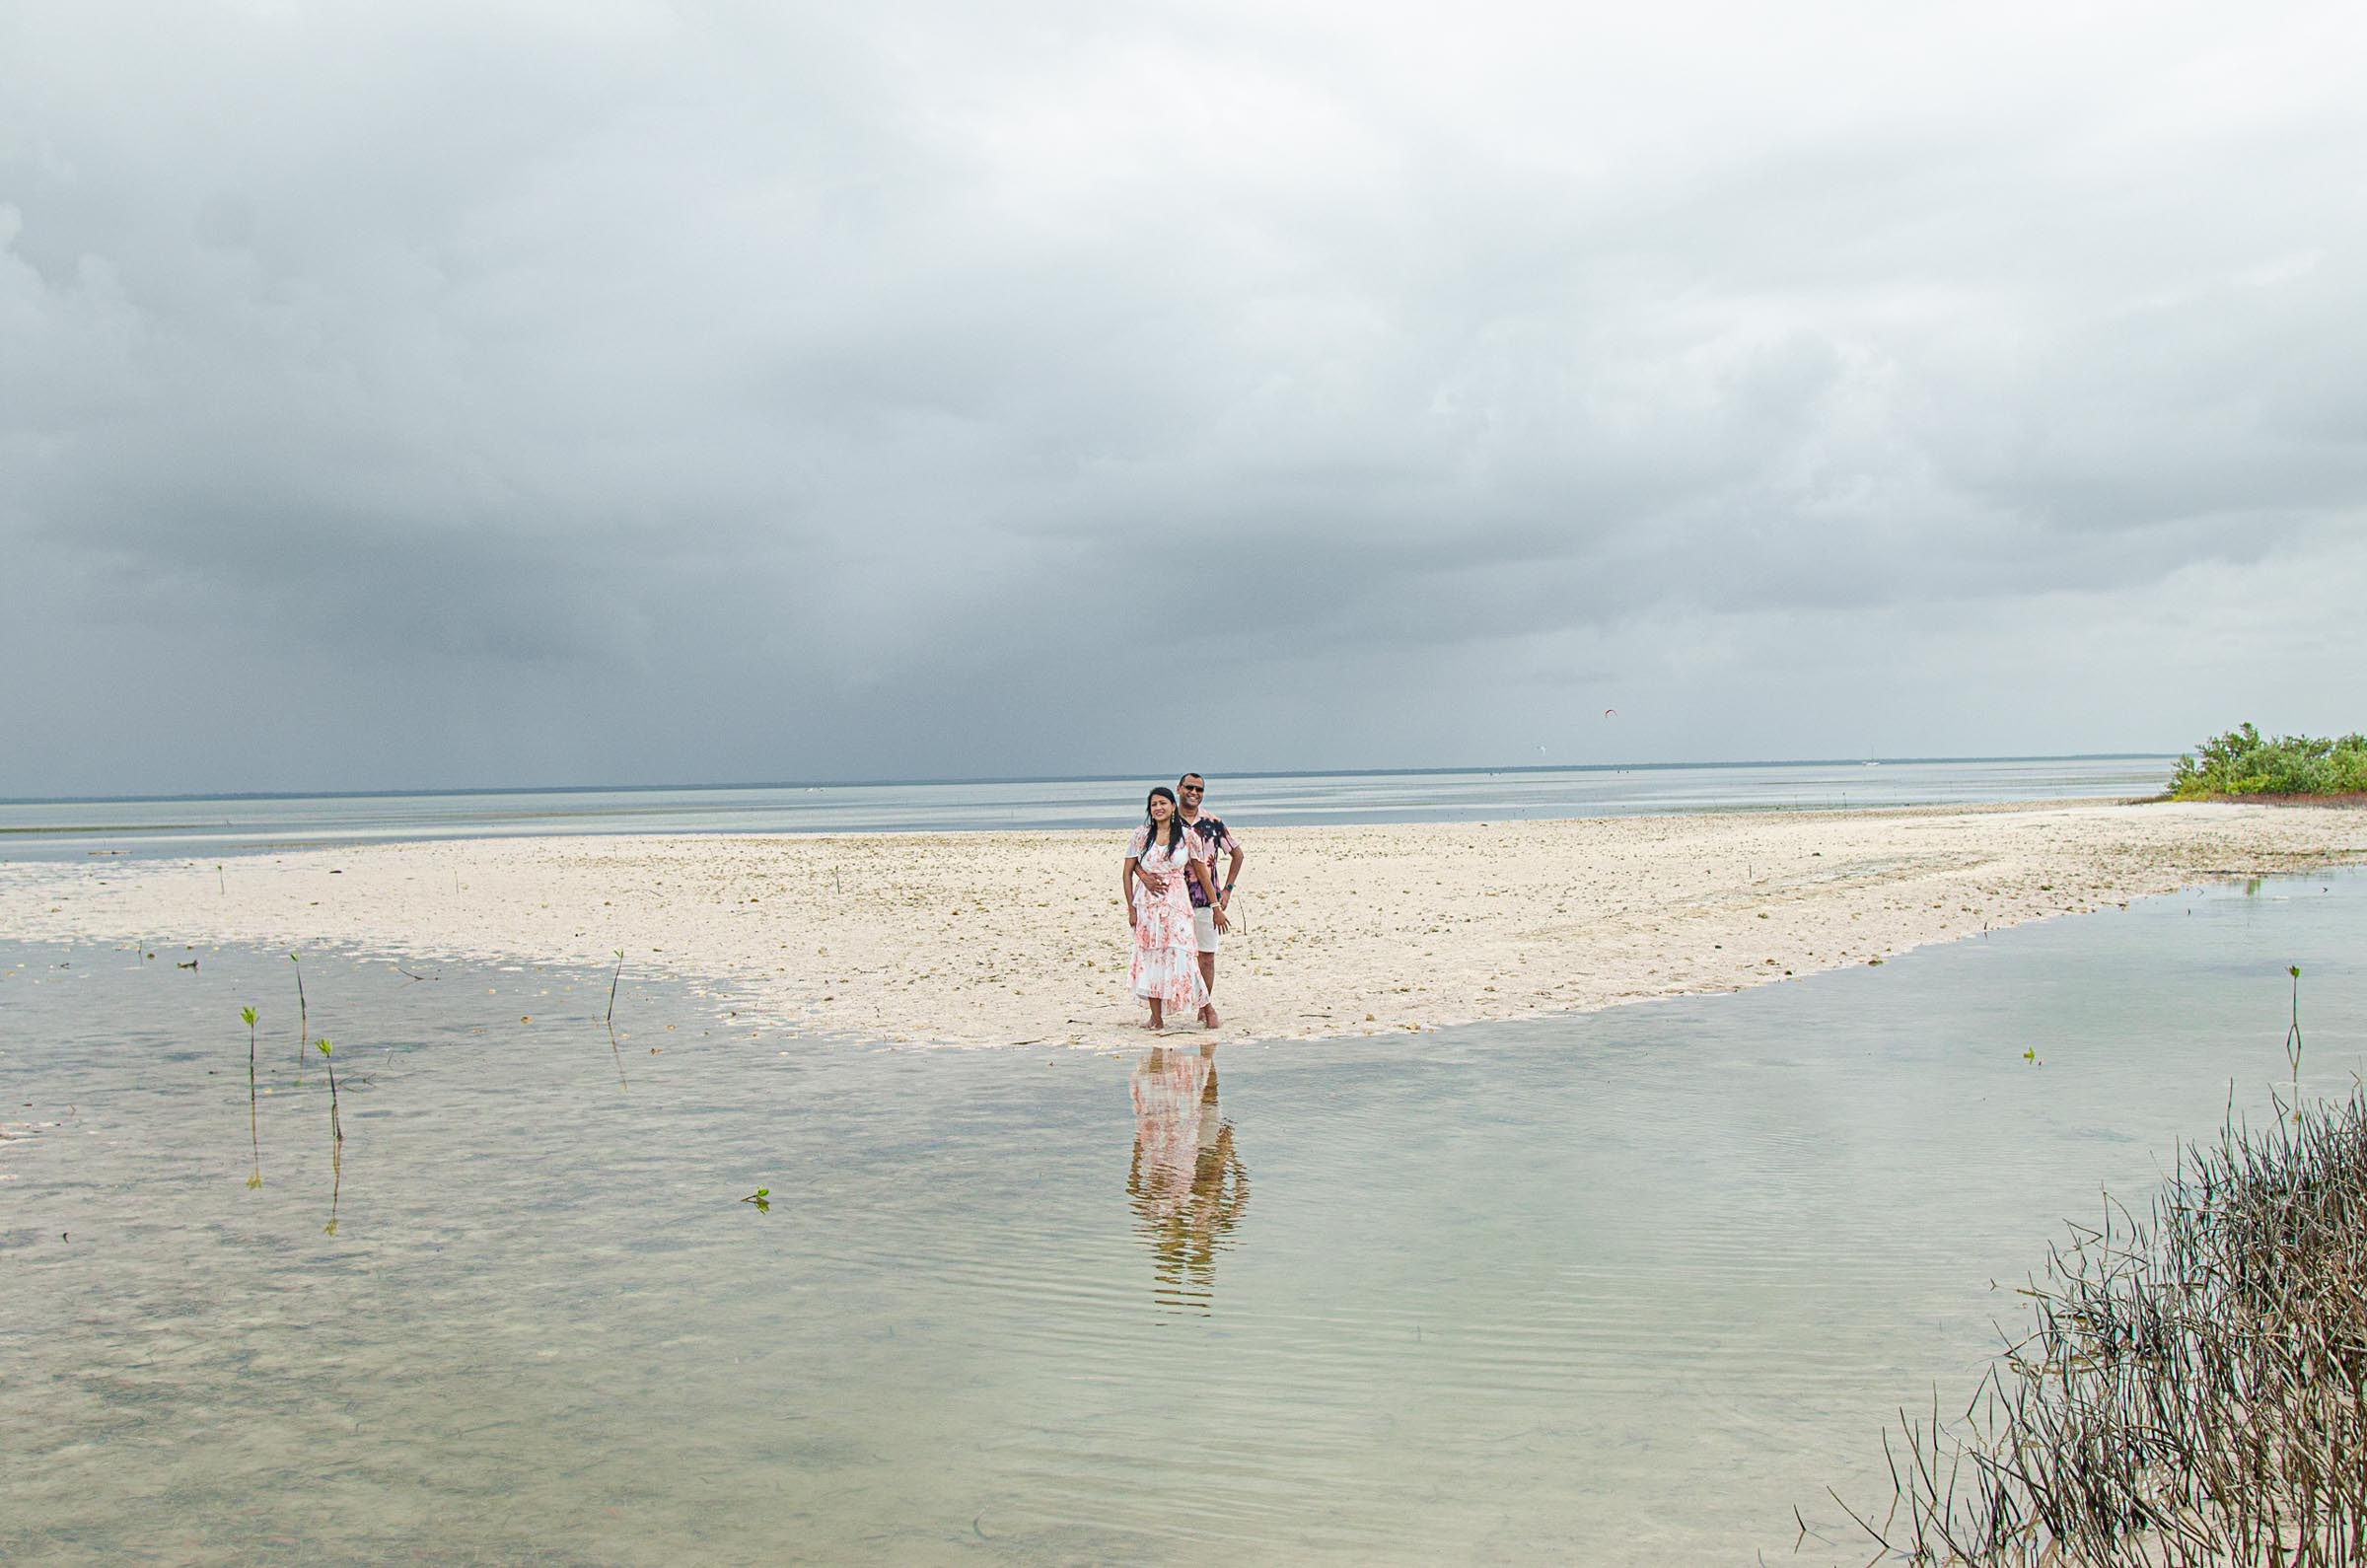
{"left": 5, "top": 802, "right": 2363, "bottom": 1047}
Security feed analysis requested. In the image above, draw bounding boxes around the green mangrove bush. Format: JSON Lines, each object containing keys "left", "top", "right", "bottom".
{"left": 2168, "top": 722, "right": 2367, "bottom": 799}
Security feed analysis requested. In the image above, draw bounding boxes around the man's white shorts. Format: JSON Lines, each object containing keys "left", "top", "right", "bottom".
{"left": 1192, "top": 906, "right": 1221, "bottom": 954}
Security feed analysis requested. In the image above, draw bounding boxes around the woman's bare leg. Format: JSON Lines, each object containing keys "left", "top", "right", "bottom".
{"left": 1144, "top": 1000, "right": 1165, "bottom": 1030}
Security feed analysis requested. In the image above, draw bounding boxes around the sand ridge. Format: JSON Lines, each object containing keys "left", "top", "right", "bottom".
{"left": 3, "top": 801, "right": 2362, "bottom": 1047}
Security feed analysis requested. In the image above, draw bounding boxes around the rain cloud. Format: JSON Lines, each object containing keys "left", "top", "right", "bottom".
{"left": 5, "top": 0, "right": 2364, "bottom": 794}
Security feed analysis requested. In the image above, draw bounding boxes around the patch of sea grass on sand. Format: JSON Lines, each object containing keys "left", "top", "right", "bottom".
{"left": 1816, "top": 1039, "right": 2367, "bottom": 1563}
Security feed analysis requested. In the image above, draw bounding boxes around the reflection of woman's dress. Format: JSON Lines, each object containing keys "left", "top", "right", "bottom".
{"left": 1128, "top": 1047, "right": 1248, "bottom": 1305}
{"left": 1130, "top": 1047, "right": 1213, "bottom": 1202}
{"left": 1127, "top": 827, "right": 1210, "bottom": 1012}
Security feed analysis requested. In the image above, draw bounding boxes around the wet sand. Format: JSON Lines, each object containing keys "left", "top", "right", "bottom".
{"left": 3, "top": 800, "right": 2361, "bottom": 1047}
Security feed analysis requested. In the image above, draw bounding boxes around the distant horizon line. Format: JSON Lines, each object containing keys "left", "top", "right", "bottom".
{"left": 0, "top": 752, "right": 2178, "bottom": 809}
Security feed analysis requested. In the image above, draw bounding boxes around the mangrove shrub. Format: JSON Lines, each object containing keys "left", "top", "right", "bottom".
{"left": 2168, "top": 723, "right": 2367, "bottom": 799}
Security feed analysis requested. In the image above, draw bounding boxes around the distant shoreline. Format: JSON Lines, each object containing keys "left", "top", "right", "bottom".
{"left": 0, "top": 758, "right": 2181, "bottom": 866}
{"left": 0, "top": 753, "right": 2178, "bottom": 809}
{"left": 5, "top": 798, "right": 2358, "bottom": 1050}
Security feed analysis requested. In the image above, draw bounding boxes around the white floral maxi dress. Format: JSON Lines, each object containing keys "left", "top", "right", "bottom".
{"left": 1127, "top": 827, "right": 1212, "bottom": 1012}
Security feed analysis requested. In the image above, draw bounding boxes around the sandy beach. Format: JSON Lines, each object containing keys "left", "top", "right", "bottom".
{"left": 3, "top": 800, "right": 2361, "bottom": 1047}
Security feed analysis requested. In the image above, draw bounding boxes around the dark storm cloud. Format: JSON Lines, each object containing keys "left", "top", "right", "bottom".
{"left": 4, "top": 0, "right": 2365, "bottom": 795}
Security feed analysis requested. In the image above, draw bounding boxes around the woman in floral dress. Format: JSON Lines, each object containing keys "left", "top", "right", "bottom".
{"left": 1123, "top": 786, "right": 1226, "bottom": 1028}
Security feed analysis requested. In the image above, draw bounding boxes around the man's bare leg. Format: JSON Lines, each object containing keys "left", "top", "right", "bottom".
{"left": 1197, "top": 952, "right": 1219, "bottom": 1028}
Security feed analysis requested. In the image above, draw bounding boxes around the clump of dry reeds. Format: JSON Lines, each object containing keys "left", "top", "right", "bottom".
{"left": 1828, "top": 1075, "right": 2367, "bottom": 1565}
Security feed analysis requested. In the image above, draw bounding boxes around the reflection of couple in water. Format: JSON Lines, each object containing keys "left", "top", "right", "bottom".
{"left": 1126, "top": 1042, "right": 1250, "bottom": 1306}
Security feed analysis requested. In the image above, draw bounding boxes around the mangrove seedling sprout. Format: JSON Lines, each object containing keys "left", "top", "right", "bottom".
{"left": 2287, "top": 963, "right": 2304, "bottom": 1108}
{"left": 318, "top": 1037, "right": 343, "bottom": 1146}
{"left": 242, "top": 1005, "right": 262, "bottom": 1188}
{"left": 605, "top": 950, "right": 630, "bottom": 1091}
{"left": 741, "top": 1187, "right": 770, "bottom": 1214}
{"left": 289, "top": 952, "right": 309, "bottom": 1077}
{"left": 316, "top": 1034, "right": 345, "bottom": 1234}
{"left": 325, "top": 1132, "right": 342, "bottom": 1238}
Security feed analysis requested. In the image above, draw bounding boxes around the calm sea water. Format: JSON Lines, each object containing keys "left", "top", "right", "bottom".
{"left": 3, "top": 872, "right": 2357, "bottom": 1565}
{"left": 0, "top": 755, "right": 2173, "bottom": 862}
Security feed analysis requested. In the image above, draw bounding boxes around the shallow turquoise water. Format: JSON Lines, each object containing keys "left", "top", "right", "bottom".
{"left": 2, "top": 874, "right": 2359, "bottom": 1564}
{"left": 0, "top": 754, "right": 2169, "bottom": 860}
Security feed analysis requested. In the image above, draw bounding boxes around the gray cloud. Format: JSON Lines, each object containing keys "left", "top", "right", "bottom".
{"left": 4, "top": 1, "right": 2365, "bottom": 796}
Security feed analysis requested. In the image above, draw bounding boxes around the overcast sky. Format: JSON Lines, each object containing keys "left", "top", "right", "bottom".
{"left": 5, "top": 1, "right": 2363, "bottom": 796}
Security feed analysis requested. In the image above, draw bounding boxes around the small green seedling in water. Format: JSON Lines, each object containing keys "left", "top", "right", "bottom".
{"left": 2286, "top": 964, "right": 2303, "bottom": 1115}
{"left": 325, "top": 1135, "right": 343, "bottom": 1237}
{"left": 242, "top": 1006, "right": 262, "bottom": 1188}
{"left": 289, "top": 953, "right": 309, "bottom": 1076}
{"left": 317, "top": 1034, "right": 345, "bottom": 1234}
{"left": 741, "top": 1187, "right": 770, "bottom": 1213}
{"left": 318, "top": 1037, "right": 343, "bottom": 1145}
{"left": 604, "top": 951, "right": 630, "bottom": 1091}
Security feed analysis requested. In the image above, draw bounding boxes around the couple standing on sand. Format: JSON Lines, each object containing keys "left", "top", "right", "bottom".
{"left": 1122, "top": 773, "right": 1247, "bottom": 1031}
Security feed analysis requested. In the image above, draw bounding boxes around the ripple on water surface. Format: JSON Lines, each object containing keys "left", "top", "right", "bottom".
{"left": 1, "top": 874, "right": 2362, "bottom": 1564}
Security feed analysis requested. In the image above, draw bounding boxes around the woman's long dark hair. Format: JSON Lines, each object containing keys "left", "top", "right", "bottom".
{"left": 1141, "top": 787, "right": 1184, "bottom": 858}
